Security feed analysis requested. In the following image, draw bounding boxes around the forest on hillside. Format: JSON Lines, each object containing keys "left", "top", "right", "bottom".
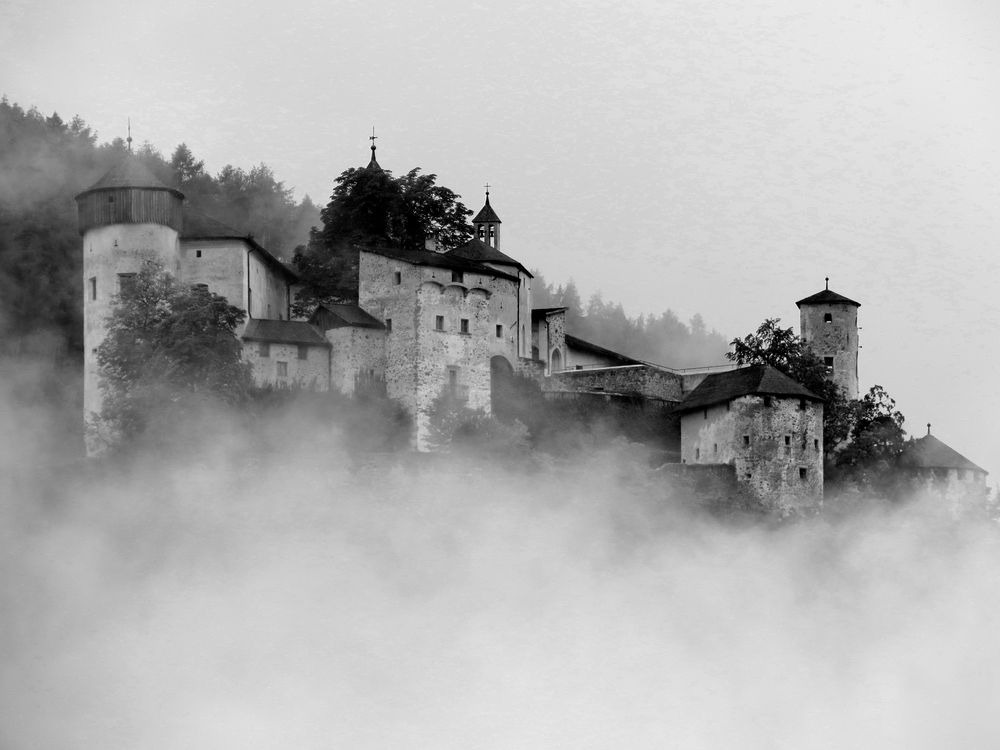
{"left": 0, "top": 98, "right": 728, "bottom": 368}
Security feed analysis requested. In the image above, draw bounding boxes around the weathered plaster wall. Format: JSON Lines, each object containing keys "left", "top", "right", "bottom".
{"left": 178, "top": 239, "right": 246, "bottom": 320}
{"left": 800, "top": 302, "right": 859, "bottom": 399}
{"left": 243, "top": 341, "right": 330, "bottom": 389}
{"left": 548, "top": 365, "right": 685, "bottom": 401}
{"left": 248, "top": 251, "right": 289, "bottom": 321}
{"left": 358, "top": 251, "right": 521, "bottom": 448}
{"left": 326, "top": 327, "right": 386, "bottom": 394}
{"left": 681, "top": 396, "right": 824, "bottom": 513}
{"left": 82, "top": 223, "right": 180, "bottom": 420}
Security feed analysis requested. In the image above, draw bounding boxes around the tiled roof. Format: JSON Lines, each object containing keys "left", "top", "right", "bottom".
{"left": 679, "top": 364, "right": 821, "bottom": 412}
{"left": 78, "top": 156, "right": 183, "bottom": 198}
{"left": 796, "top": 288, "right": 861, "bottom": 307}
{"left": 310, "top": 304, "right": 385, "bottom": 330}
{"left": 564, "top": 334, "right": 641, "bottom": 366}
{"left": 448, "top": 239, "right": 532, "bottom": 277}
{"left": 361, "top": 246, "right": 519, "bottom": 283}
{"left": 242, "top": 319, "right": 329, "bottom": 346}
{"left": 181, "top": 209, "right": 297, "bottom": 282}
{"left": 898, "top": 434, "right": 986, "bottom": 473}
{"left": 472, "top": 196, "right": 501, "bottom": 224}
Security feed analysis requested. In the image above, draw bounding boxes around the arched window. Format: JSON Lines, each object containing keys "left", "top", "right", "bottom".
{"left": 551, "top": 348, "right": 562, "bottom": 373}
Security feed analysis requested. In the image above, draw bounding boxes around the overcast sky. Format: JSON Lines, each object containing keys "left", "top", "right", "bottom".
{"left": 3, "top": 0, "right": 999, "bottom": 475}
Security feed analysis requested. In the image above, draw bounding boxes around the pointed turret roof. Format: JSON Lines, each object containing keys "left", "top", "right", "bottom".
{"left": 796, "top": 279, "right": 860, "bottom": 308}
{"left": 472, "top": 193, "right": 501, "bottom": 224}
{"left": 899, "top": 433, "right": 987, "bottom": 473}
{"left": 679, "top": 364, "right": 822, "bottom": 412}
{"left": 77, "top": 156, "right": 183, "bottom": 198}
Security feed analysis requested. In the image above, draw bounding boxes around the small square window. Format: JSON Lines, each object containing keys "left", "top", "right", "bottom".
{"left": 743, "top": 435, "right": 750, "bottom": 447}
{"left": 435, "top": 315, "right": 444, "bottom": 331}
{"left": 763, "top": 396, "right": 772, "bottom": 407}
{"left": 460, "top": 318, "right": 469, "bottom": 334}
{"left": 452, "top": 270, "right": 464, "bottom": 283}
{"left": 196, "top": 250, "right": 202, "bottom": 258}
{"left": 824, "top": 313, "right": 832, "bottom": 323}
{"left": 277, "top": 361, "right": 288, "bottom": 377}
{"left": 258, "top": 342, "right": 269, "bottom": 357}
{"left": 297, "top": 345, "right": 308, "bottom": 360}
{"left": 799, "top": 467, "right": 808, "bottom": 480}
{"left": 824, "top": 356, "right": 834, "bottom": 370}
{"left": 495, "top": 324, "right": 503, "bottom": 338}
{"left": 745, "top": 472, "right": 752, "bottom": 480}
{"left": 799, "top": 399, "right": 806, "bottom": 410}
{"left": 385, "top": 318, "right": 392, "bottom": 332}
{"left": 394, "top": 271, "right": 401, "bottom": 285}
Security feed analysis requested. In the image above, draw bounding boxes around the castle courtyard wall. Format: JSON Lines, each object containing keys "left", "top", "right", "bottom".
{"left": 243, "top": 340, "right": 330, "bottom": 390}
{"left": 326, "top": 327, "right": 387, "bottom": 394}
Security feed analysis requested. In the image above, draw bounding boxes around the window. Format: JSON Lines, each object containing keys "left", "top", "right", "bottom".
{"left": 763, "top": 396, "right": 772, "bottom": 407}
{"left": 394, "top": 271, "right": 401, "bottom": 285}
{"left": 824, "top": 313, "right": 832, "bottom": 323}
{"left": 276, "top": 361, "right": 288, "bottom": 377}
{"left": 784, "top": 435, "right": 791, "bottom": 456}
{"left": 713, "top": 443, "right": 718, "bottom": 455}
{"left": 743, "top": 435, "right": 750, "bottom": 447}
{"left": 196, "top": 250, "right": 202, "bottom": 258}
{"left": 297, "top": 345, "right": 308, "bottom": 360}
{"left": 89, "top": 276, "right": 97, "bottom": 301}
{"left": 385, "top": 318, "right": 392, "bottom": 332}
{"left": 695, "top": 447, "right": 700, "bottom": 460}
{"left": 435, "top": 315, "right": 444, "bottom": 331}
{"left": 824, "top": 356, "right": 834, "bottom": 371}
{"left": 799, "top": 468, "right": 808, "bottom": 480}
{"left": 460, "top": 318, "right": 469, "bottom": 334}
{"left": 703, "top": 409, "right": 708, "bottom": 420}
{"left": 477, "top": 226, "right": 485, "bottom": 240}
{"left": 496, "top": 324, "right": 503, "bottom": 338}
{"left": 488, "top": 226, "right": 495, "bottom": 241}
{"left": 799, "top": 399, "right": 806, "bottom": 410}
{"left": 745, "top": 472, "right": 752, "bottom": 480}
{"left": 452, "top": 270, "right": 464, "bottom": 283}
{"left": 258, "top": 342, "right": 269, "bottom": 357}
{"left": 814, "top": 439, "right": 819, "bottom": 450}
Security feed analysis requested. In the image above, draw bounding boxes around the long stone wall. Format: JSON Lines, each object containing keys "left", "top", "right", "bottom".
{"left": 547, "top": 364, "right": 685, "bottom": 402}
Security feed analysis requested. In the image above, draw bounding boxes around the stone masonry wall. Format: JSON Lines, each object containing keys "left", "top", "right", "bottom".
{"left": 800, "top": 301, "right": 859, "bottom": 400}
{"left": 548, "top": 365, "right": 685, "bottom": 401}
{"left": 681, "top": 395, "right": 824, "bottom": 513}
{"left": 327, "top": 327, "right": 387, "bottom": 395}
{"left": 243, "top": 340, "right": 330, "bottom": 390}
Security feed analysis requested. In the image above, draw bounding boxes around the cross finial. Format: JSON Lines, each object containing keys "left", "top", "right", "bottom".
{"left": 484, "top": 182, "right": 490, "bottom": 200}
{"left": 369, "top": 126, "right": 377, "bottom": 151}
{"left": 127, "top": 117, "right": 133, "bottom": 153}
{"left": 825, "top": 276, "right": 829, "bottom": 290}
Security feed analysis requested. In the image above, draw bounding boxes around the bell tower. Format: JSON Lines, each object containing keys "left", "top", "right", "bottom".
{"left": 472, "top": 185, "right": 501, "bottom": 249}
{"left": 76, "top": 155, "right": 185, "bottom": 432}
{"left": 796, "top": 278, "right": 861, "bottom": 400}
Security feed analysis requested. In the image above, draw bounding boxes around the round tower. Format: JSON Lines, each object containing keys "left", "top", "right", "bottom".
{"left": 76, "top": 157, "right": 185, "bottom": 427}
{"left": 796, "top": 279, "right": 861, "bottom": 400}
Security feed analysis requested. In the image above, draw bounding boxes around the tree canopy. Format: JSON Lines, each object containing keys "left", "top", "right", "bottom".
{"left": 93, "top": 263, "right": 251, "bottom": 452}
{"left": 292, "top": 165, "right": 473, "bottom": 312}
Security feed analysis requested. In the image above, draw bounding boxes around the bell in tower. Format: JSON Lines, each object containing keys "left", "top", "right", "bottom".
{"left": 472, "top": 185, "right": 502, "bottom": 249}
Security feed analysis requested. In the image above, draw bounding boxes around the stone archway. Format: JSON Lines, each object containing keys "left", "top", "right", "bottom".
{"left": 550, "top": 347, "right": 563, "bottom": 373}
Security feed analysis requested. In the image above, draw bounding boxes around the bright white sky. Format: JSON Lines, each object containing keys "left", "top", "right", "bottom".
{"left": 3, "top": 0, "right": 1000, "bottom": 476}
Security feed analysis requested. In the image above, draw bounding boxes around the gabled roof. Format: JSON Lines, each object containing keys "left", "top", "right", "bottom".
{"left": 181, "top": 209, "right": 297, "bottom": 282}
{"left": 679, "top": 364, "right": 821, "bottom": 413}
{"left": 360, "top": 246, "right": 519, "bottom": 283}
{"left": 531, "top": 307, "right": 568, "bottom": 321}
{"left": 242, "top": 319, "right": 329, "bottom": 346}
{"left": 310, "top": 304, "right": 385, "bottom": 330}
{"left": 898, "top": 434, "right": 987, "bottom": 473}
{"left": 564, "top": 334, "right": 641, "bottom": 366}
{"left": 472, "top": 196, "right": 501, "bottom": 224}
{"left": 796, "top": 288, "right": 861, "bottom": 308}
{"left": 448, "top": 238, "right": 532, "bottom": 277}
{"left": 77, "top": 156, "right": 184, "bottom": 199}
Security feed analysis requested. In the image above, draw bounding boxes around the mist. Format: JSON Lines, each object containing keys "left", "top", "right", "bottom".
{"left": 3, "top": 360, "right": 1000, "bottom": 749}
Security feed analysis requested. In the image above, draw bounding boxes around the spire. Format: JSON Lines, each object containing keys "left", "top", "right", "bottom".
{"left": 927, "top": 423, "right": 932, "bottom": 436}
{"left": 126, "top": 117, "right": 133, "bottom": 154}
{"left": 472, "top": 184, "right": 502, "bottom": 248}
{"left": 367, "top": 126, "right": 381, "bottom": 171}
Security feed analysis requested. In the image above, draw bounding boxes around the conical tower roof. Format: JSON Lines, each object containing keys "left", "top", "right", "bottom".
{"left": 77, "top": 156, "right": 183, "bottom": 198}
{"left": 472, "top": 194, "right": 501, "bottom": 224}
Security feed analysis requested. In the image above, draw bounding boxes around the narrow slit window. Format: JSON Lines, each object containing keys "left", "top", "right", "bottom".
{"left": 814, "top": 439, "right": 819, "bottom": 450}
{"left": 196, "top": 250, "right": 202, "bottom": 258}
{"left": 460, "top": 318, "right": 469, "bottom": 334}
{"left": 695, "top": 447, "right": 700, "bottom": 460}
{"left": 89, "top": 276, "right": 97, "bottom": 301}
{"left": 435, "top": 315, "right": 444, "bottom": 331}
{"left": 385, "top": 318, "right": 392, "bottom": 332}
{"left": 743, "top": 435, "right": 750, "bottom": 447}
{"left": 394, "top": 271, "right": 401, "bottom": 285}
{"left": 495, "top": 324, "right": 503, "bottom": 338}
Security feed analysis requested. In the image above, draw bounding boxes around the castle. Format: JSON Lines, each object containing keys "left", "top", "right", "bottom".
{"left": 77, "top": 147, "right": 987, "bottom": 512}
